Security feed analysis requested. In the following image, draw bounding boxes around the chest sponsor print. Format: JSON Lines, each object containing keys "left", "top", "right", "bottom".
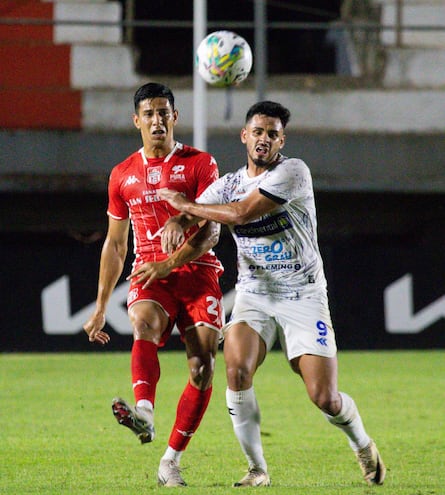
{"left": 170, "top": 164, "right": 186, "bottom": 183}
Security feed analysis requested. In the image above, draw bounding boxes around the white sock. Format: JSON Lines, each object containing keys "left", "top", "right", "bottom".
{"left": 226, "top": 387, "right": 267, "bottom": 472}
{"left": 161, "top": 446, "right": 182, "bottom": 464}
{"left": 324, "top": 392, "right": 371, "bottom": 451}
{"left": 136, "top": 399, "right": 153, "bottom": 412}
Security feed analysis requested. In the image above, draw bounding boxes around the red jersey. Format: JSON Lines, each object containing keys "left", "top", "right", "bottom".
{"left": 107, "top": 141, "right": 223, "bottom": 271}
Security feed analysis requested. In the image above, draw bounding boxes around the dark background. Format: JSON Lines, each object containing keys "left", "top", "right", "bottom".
{"left": 2, "top": 190, "right": 444, "bottom": 352}
{"left": 119, "top": 0, "right": 342, "bottom": 76}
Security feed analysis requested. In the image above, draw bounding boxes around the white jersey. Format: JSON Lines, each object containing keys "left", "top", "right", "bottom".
{"left": 197, "top": 155, "right": 327, "bottom": 299}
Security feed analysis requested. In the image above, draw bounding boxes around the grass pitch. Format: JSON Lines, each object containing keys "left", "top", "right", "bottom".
{"left": 1, "top": 349, "right": 444, "bottom": 494}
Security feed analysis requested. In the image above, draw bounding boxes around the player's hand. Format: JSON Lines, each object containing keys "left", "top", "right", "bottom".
{"left": 159, "top": 188, "right": 190, "bottom": 211}
{"left": 127, "top": 261, "right": 173, "bottom": 289}
{"left": 162, "top": 221, "right": 185, "bottom": 254}
{"left": 83, "top": 312, "right": 110, "bottom": 345}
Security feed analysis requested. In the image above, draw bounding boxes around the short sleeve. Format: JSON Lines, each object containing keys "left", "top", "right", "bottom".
{"left": 194, "top": 153, "right": 220, "bottom": 199}
{"left": 107, "top": 167, "right": 129, "bottom": 220}
{"left": 259, "top": 159, "right": 312, "bottom": 203}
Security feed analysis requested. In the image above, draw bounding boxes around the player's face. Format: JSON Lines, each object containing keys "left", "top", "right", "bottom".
{"left": 241, "top": 114, "right": 285, "bottom": 169}
{"left": 133, "top": 97, "right": 178, "bottom": 156}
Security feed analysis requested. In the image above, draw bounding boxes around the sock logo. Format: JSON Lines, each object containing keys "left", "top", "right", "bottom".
{"left": 132, "top": 380, "right": 150, "bottom": 389}
{"left": 176, "top": 429, "right": 194, "bottom": 437}
{"left": 227, "top": 407, "right": 236, "bottom": 416}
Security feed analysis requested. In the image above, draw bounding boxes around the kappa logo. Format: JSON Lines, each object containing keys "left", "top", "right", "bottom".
{"left": 124, "top": 175, "right": 140, "bottom": 187}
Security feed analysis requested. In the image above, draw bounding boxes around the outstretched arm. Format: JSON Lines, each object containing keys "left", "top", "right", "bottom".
{"left": 127, "top": 219, "right": 220, "bottom": 289}
{"left": 83, "top": 217, "right": 130, "bottom": 344}
{"left": 161, "top": 212, "right": 204, "bottom": 254}
{"left": 159, "top": 187, "right": 279, "bottom": 225}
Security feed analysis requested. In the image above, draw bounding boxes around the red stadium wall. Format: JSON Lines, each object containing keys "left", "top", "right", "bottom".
{"left": 0, "top": 0, "right": 82, "bottom": 129}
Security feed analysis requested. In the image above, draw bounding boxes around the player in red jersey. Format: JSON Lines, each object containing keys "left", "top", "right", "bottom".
{"left": 83, "top": 82, "right": 224, "bottom": 487}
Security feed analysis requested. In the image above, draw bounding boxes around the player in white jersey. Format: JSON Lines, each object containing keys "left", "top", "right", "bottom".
{"left": 159, "top": 101, "right": 386, "bottom": 488}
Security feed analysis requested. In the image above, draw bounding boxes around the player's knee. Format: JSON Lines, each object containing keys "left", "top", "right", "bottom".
{"left": 309, "top": 389, "right": 339, "bottom": 415}
{"left": 226, "top": 364, "right": 254, "bottom": 390}
{"left": 132, "top": 319, "right": 161, "bottom": 344}
{"left": 189, "top": 354, "right": 215, "bottom": 389}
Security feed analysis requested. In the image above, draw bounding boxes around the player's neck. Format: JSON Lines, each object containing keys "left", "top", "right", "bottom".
{"left": 143, "top": 140, "right": 177, "bottom": 159}
{"left": 247, "top": 153, "right": 282, "bottom": 176}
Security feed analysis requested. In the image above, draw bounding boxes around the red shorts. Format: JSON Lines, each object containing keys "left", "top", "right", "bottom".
{"left": 127, "top": 263, "right": 224, "bottom": 347}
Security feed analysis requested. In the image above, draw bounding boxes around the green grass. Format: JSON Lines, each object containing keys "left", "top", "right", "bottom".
{"left": 1, "top": 350, "right": 444, "bottom": 494}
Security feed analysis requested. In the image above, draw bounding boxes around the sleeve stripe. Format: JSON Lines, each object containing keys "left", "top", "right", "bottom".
{"left": 259, "top": 188, "right": 287, "bottom": 205}
{"left": 107, "top": 211, "right": 127, "bottom": 220}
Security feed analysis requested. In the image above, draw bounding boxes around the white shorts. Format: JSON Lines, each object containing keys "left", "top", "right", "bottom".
{"left": 223, "top": 291, "right": 337, "bottom": 360}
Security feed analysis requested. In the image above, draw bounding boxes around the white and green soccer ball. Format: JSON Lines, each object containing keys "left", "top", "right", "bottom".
{"left": 196, "top": 30, "right": 253, "bottom": 87}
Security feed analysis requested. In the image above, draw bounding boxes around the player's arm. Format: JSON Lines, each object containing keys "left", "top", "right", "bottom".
{"left": 83, "top": 217, "right": 130, "bottom": 344}
{"left": 161, "top": 212, "right": 204, "bottom": 254}
{"left": 159, "top": 187, "right": 279, "bottom": 225}
{"left": 128, "top": 219, "right": 220, "bottom": 289}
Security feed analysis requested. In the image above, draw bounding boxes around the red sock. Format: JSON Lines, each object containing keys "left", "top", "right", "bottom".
{"left": 131, "top": 339, "right": 160, "bottom": 406}
{"left": 168, "top": 382, "right": 212, "bottom": 452}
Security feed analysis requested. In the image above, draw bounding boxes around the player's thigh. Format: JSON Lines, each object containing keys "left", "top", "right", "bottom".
{"left": 292, "top": 354, "right": 339, "bottom": 407}
{"left": 223, "top": 322, "right": 267, "bottom": 376}
{"left": 185, "top": 324, "right": 219, "bottom": 359}
{"left": 128, "top": 300, "right": 169, "bottom": 342}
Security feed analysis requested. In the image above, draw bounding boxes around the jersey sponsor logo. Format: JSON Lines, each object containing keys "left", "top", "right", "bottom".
{"left": 143, "top": 193, "right": 161, "bottom": 203}
{"left": 145, "top": 227, "right": 164, "bottom": 240}
{"left": 169, "top": 164, "right": 186, "bottom": 182}
{"left": 128, "top": 197, "right": 142, "bottom": 206}
{"left": 124, "top": 175, "right": 141, "bottom": 186}
{"left": 147, "top": 166, "right": 162, "bottom": 184}
{"left": 252, "top": 240, "right": 293, "bottom": 262}
{"left": 248, "top": 263, "right": 301, "bottom": 272}
{"left": 234, "top": 211, "right": 292, "bottom": 238}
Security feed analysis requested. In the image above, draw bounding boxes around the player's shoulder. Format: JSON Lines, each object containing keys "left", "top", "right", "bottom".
{"left": 279, "top": 155, "right": 308, "bottom": 169}
{"left": 111, "top": 149, "right": 141, "bottom": 175}
{"left": 177, "top": 142, "right": 217, "bottom": 165}
{"left": 274, "top": 156, "right": 311, "bottom": 176}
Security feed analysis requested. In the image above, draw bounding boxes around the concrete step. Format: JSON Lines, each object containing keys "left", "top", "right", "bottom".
{"left": 0, "top": 0, "right": 122, "bottom": 44}
{"left": 81, "top": 85, "right": 445, "bottom": 133}
{"left": 376, "top": 1, "right": 445, "bottom": 47}
{"left": 0, "top": 42, "right": 141, "bottom": 90}
{"left": 52, "top": 1, "right": 122, "bottom": 44}
{"left": 384, "top": 47, "right": 445, "bottom": 87}
{"left": 0, "top": 87, "right": 81, "bottom": 129}
{"left": 71, "top": 44, "right": 142, "bottom": 88}
{"left": 0, "top": 1, "right": 53, "bottom": 43}
{"left": 0, "top": 43, "right": 71, "bottom": 87}
{"left": 42, "top": 0, "right": 108, "bottom": 3}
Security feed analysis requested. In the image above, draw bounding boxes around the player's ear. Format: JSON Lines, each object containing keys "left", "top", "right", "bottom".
{"left": 240, "top": 127, "right": 247, "bottom": 143}
{"left": 133, "top": 113, "right": 141, "bottom": 130}
{"left": 279, "top": 134, "right": 286, "bottom": 149}
{"left": 172, "top": 109, "right": 179, "bottom": 125}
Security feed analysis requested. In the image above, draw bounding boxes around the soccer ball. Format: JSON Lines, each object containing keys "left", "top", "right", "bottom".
{"left": 196, "top": 30, "right": 253, "bottom": 87}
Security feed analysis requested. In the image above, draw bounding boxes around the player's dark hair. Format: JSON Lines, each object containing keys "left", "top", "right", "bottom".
{"left": 245, "top": 101, "right": 291, "bottom": 128}
{"left": 134, "top": 82, "right": 175, "bottom": 112}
